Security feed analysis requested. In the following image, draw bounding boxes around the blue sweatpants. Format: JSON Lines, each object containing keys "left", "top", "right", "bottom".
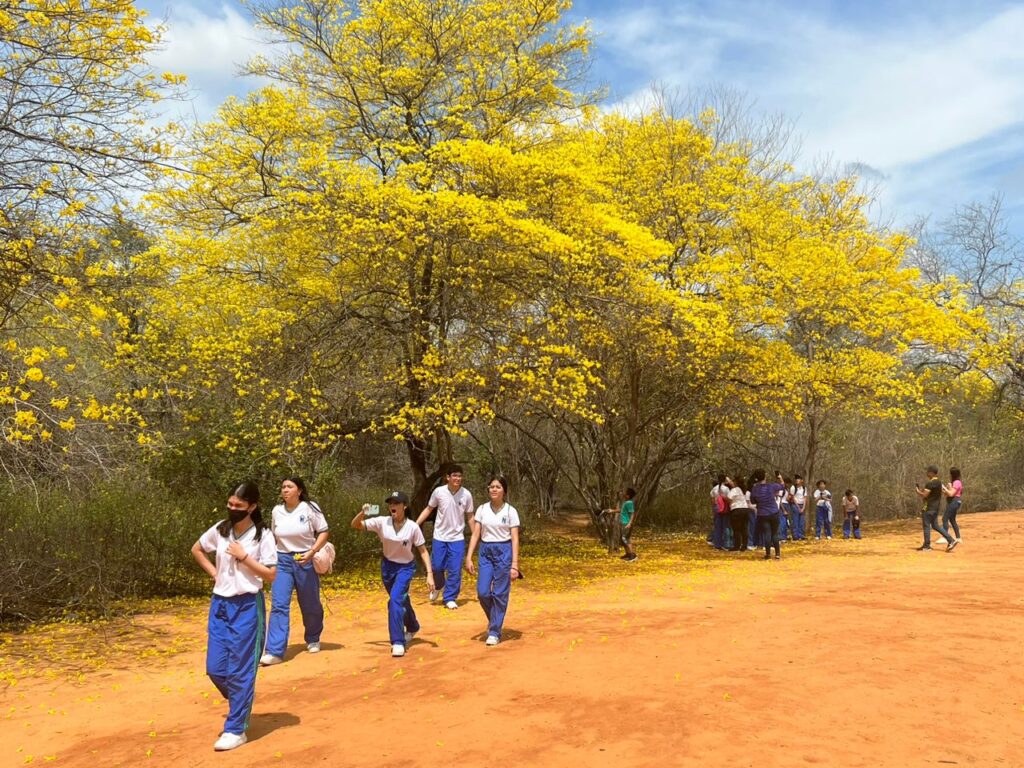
{"left": 792, "top": 504, "right": 805, "bottom": 540}
{"left": 207, "top": 592, "right": 265, "bottom": 736}
{"left": 381, "top": 559, "right": 420, "bottom": 646}
{"left": 842, "top": 514, "right": 861, "bottom": 539}
{"left": 816, "top": 505, "right": 832, "bottom": 538}
{"left": 748, "top": 509, "right": 760, "bottom": 547}
{"left": 477, "top": 541, "right": 513, "bottom": 640}
{"left": 265, "top": 552, "right": 323, "bottom": 657}
{"left": 778, "top": 506, "right": 790, "bottom": 539}
{"left": 712, "top": 513, "right": 730, "bottom": 549}
{"left": 430, "top": 538, "right": 465, "bottom": 603}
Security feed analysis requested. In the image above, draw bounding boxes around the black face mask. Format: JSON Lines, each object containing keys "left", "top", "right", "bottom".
{"left": 228, "top": 507, "right": 251, "bottom": 524}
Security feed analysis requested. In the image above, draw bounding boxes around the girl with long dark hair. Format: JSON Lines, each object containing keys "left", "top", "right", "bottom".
{"left": 465, "top": 475, "right": 521, "bottom": 645}
{"left": 191, "top": 481, "right": 278, "bottom": 751}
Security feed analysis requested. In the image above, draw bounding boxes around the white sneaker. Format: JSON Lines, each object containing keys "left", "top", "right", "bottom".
{"left": 214, "top": 732, "right": 247, "bottom": 751}
{"left": 391, "top": 643, "right": 405, "bottom": 657}
{"left": 259, "top": 653, "right": 282, "bottom": 666}
{"left": 485, "top": 635, "right": 499, "bottom": 646}
{"left": 826, "top": 536, "right": 832, "bottom": 540}
{"left": 445, "top": 601, "right": 458, "bottom": 610}
{"left": 404, "top": 630, "right": 416, "bottom": 645}
{"left": 307, "top": 642, "right": 320, "bottom": 654}
{"left": 428, "top": 588, "right": 438, "bottom": 602}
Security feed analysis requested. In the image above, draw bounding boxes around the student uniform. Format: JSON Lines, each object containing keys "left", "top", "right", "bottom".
{"left": 265, "top": 501, "right": 329, "bottom": 657}
{"left": 198, "top": 522, "right": 278, "bottom": 737}
{"left": 726, "top": 486, "right": 750, "bottom": 551}
{"left": 427, "top": 485, "right": 474, "bottom": 602}
{"left": 365, "top": 516, "right": 425, "bottom": 646}
{"left": 790, "top": 484, "right": 807, "bottom": 540}
{"left": 710, "top": 483, "right": 730, "bottom": 549}
{"left": 841, "top": 495, "right": 861, "bottom": 539}
{"left": 813, "top": 489, "right": 833, "bottom": 538}
{"left": 474, "top": 502, "right": 521, "bottom": 641}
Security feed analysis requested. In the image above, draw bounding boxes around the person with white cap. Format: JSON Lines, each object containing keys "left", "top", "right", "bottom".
{"left": 352, "top": 491, "right": 435, "bottom": 657}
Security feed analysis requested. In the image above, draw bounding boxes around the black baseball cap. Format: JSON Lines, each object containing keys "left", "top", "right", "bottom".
{"left": 384, "top": 490, "right": 409, "bottom": 505}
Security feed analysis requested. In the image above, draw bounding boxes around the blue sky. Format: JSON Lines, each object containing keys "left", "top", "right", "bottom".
{"left": 138, "top": 0, "right": 1024, "bottom": 236}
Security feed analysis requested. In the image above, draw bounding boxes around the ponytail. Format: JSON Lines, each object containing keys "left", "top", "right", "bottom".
{"left": 217, "top": 480, "right": 265, "bottom": 539}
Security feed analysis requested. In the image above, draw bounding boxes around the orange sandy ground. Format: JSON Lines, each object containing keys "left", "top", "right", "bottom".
{"left": 2, "top": 511, "right": 1023, "bottom": 768}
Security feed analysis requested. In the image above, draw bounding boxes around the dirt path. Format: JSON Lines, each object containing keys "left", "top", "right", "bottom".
{"left": 3, "top": 512, "right": 1023, "bottom": 767}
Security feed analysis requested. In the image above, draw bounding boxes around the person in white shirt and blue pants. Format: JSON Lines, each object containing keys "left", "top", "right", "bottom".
{"left": 352, "top": 491, "right": 435, "bottom": 657}
{"left": 416, "top": 465, "right": 474, "bottom": 609}
{"left": 262, "top": 476, "right": 330, "bottom": 665}
{"left": 465, "top": 475, "right": 521, "bottom": 646}
{"left": 190, "top": 481, "right": 278, "bottom": 752}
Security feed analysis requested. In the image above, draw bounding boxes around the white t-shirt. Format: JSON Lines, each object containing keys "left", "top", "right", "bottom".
{"left": 842, "top": 495, "right": 860, "bottom": 513}
{"left": 791, "top": 485, "right": 806, "bottom": 507}
{"left": 428, "top": 485, "right": 475, "bottom": 542}
{"left": 814, "top": 489, "right": 832, "bottom": 506}
{"left": 710, "top": 483, "right": 728, "bottom": 500}
{"left": 364, "top": 516, "right": 425, "bottom": 564}
{"left": 198, "top": 522, "right": 278, "bottom": 598}
{"left": 474, "top": 502, "right": 521, "bottom": 543}
{"left": 727, "top": 486, "right": 748, "bottom": 510}
{"left": 271, "top": 501, "right": 329, "bottom": 553}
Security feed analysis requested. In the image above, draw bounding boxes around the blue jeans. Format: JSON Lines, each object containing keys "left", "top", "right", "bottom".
{"left": 430, "top": 538, "right": 466, "bottom": 602}
{"left": 207, "top": 592, "right": 265, "bottom": 735}
{"left": 265, "top": 552, "right": 323, "bottom": 657}
{"left": 477, "top": 541, "right": 513, "bottom": 639}
{"left": 381, "top": 559, "right": 420, "bottom": 645}
{"left": 922, "top": 510, "right": 953, "bottom": 547}
{"left": 842, "top": 513, "right": 861, "bottom": 539}
{"left": 748, "top": 509, "right": 760, "bottom": 547}
{"left": 815, "top": 505, "right": 832, "bottom": 538}
{"left": 712, "top": 513, "right": 730, "bottom": 548}
{"left": 943, "top": 499, "right": 961, "bottom": 539}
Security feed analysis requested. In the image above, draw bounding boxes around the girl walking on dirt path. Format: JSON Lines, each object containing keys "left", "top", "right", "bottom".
{"left": 352, "top": 491, "right": 435, "bottom": 658}
{"left": 190, "top": 481, "right": 278, "bottom": 752}
{"left": 943, "top": 467, "right": 964, "bottom": 544}
{"left": 262, "top": 477, "right": 330, "bottom": 666}
{"left": 465, "top": 475, "right": 522, "bottom": 646}
{"left": 915, "top": 466, "right": 958, "bottom": 552}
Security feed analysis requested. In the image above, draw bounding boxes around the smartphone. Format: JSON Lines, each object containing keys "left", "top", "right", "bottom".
{"left": 366, "top": 504, "right": 380, "bottom": 516}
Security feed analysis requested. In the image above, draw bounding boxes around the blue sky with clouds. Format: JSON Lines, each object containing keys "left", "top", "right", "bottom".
{"left": 138, "top": 0, "right": 1024, "bottom": 235}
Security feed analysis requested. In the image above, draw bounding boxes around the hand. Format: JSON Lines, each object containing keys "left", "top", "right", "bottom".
{"left": 426, "top": 576, "right": 436, "bottom": 590}
{"left": 295, "top": 550, "right": 313, "bottom": 564}
{"left": 464, "top": 558, "right": 475, "bottom": 576}
{"left": 226, "top": 541, "right": 248, "bottom": 562}
{"left": 509, "top": 565, "right": 519, "bottom": 579}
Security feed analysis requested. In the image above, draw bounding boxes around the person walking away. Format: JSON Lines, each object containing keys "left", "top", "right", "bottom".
{"left": 726, "top": 476, "right": 750, "bottom": 551}
{"left": 942, "top": 467, "right": 963, "bottom": 544}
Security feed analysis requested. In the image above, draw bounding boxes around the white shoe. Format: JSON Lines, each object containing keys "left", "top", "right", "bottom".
{"left": 391, "top": 643, "right": 405, "bottom": 657}
{"left": 826, "top": 536, "right": 832, "bottom": 540}
{"left": 485, "top": 635, "right": 499, "bottom": 646}
{"left": 404, "top": 630, "right": 416, "bottom": 645}
{"left": 259, "top": 653, "right": 282, "bottom": 666}
{"left": 428, "top": 589, "right": 438, "bottom": 602}
{"left": 214, "top": 732, "right": 247, "bottom": 751}
{"left": 307, "top": 642, "right": 320, "bottom": 654}
{"left": 445, "top": 601, "right": 458, "bottom": 610}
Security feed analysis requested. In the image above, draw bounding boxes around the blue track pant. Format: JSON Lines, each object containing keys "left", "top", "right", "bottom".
{"left": 381, "top": 559, "right": 420, "bottom": 645}
{"left": 430, "top": 539, "right": 465, "bottom": 603}
{"left": 265, "top": 552, "right": 323, "bottom": 657}
{"left": 477, "top": 541, "right": 513, "bottom": 639}
{"left": 207, "top": 592, "right": 265, "bottom": 735}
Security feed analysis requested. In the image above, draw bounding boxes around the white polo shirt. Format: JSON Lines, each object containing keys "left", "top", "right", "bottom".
{"left": 198, "top": 522, "right": 278, "bottom": 598}
{"left": 428, "top": 485, "right": 475, "bottom": 542}
{"left": 272, "top": 501, "right": 329, "bottom": 553}
{"left": 791, "top": 485, "right": 806, "bottom": 507}
{"left": 474, "top": 502, "right": 521, "bottom": 543}
{"left": 364, "top": 516, "right": 425, "bottom": 564}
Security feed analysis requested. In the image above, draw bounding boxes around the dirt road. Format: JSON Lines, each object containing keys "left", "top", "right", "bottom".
{"left": 3, "top": 512, "right": 1022, "bottom": 767}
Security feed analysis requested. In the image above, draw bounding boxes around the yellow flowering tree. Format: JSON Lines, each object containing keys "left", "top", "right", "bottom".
{"left": 0, "top": 1, "right": 176, "bottom": 478}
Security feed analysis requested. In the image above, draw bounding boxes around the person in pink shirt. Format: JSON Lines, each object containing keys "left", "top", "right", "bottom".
{"left": 942, "top": 467, "right": 963, "bottom": 543}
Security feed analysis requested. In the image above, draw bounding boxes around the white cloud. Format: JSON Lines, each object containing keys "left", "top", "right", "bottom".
{"left": 591, "top": 0, "right": 1024, "bottom": 228}
{"left": 145, "top": 2, "right": 274, "bottom": 123}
